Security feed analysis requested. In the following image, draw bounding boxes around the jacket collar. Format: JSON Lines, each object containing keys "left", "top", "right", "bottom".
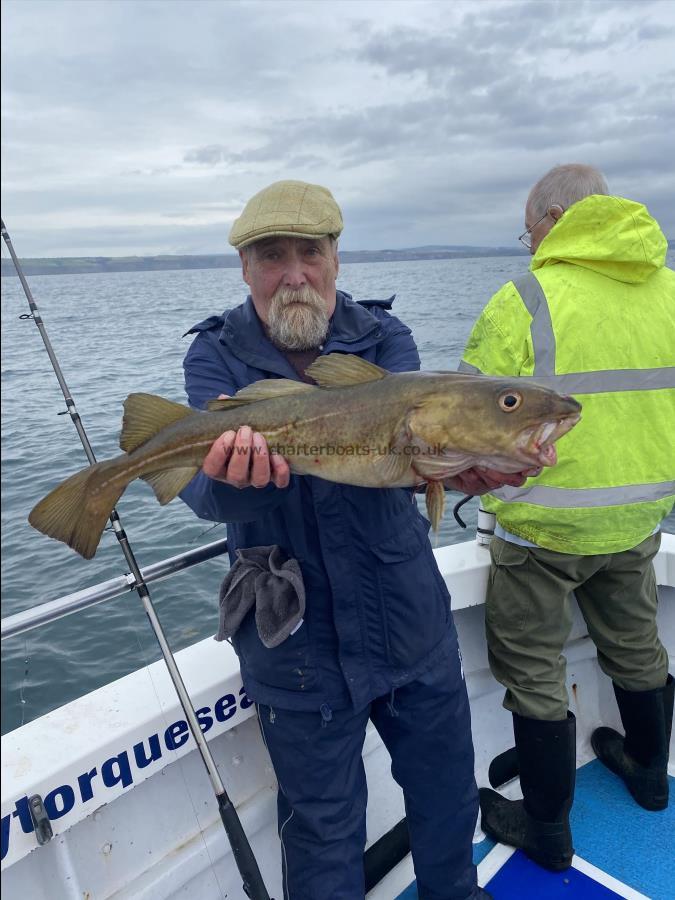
{"left": 218, "top": 290, "right": 385, "bottom": 378}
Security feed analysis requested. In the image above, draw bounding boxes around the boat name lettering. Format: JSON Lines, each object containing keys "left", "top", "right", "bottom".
{"left": 1, "top": 686, "right": 253, "bottom": 862}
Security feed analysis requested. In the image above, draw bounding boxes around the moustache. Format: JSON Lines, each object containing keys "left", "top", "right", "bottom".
{"left": 272, "top": 286, "right": 326, "bottom": 309}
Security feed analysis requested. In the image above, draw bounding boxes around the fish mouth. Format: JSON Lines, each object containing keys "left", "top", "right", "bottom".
{"left": 525, "top": 412, "right": 581, "bottom": 466}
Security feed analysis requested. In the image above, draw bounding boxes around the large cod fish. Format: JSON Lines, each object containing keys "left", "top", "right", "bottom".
{"left": 29, "top": 354, "right": 581, "bottom": 559}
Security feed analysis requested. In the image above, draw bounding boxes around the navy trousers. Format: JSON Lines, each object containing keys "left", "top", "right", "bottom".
{"left": 257, "top": 640, "right": 479, "bottom": 900}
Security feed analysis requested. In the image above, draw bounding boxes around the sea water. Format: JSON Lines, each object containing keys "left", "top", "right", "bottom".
{"left": 2, "top": 255, "right": 673, "bottom": 734}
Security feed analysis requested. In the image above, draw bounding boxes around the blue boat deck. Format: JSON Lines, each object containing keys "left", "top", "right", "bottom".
{"left": 396, "top": 761, "right": 675, "bottom": 899}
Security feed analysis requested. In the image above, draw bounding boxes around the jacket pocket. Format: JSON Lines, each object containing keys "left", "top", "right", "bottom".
{"left": 369, "top": 512, "right": 450, "bottom": 668}
{"left": 232, "top": 609, "right": 317, "bottom": 693}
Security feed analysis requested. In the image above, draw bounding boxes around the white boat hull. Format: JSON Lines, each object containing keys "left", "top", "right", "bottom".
{"left": 2, "top": 536, "right": 674, "bottom": 899}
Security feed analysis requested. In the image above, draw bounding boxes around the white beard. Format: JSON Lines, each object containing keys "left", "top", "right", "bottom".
{"left": 267, "top": 285, "right": 330, "bottom": 351}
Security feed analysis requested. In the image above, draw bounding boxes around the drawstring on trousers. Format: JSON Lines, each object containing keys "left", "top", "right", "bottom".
{"left": 386, "top": 687, "right": 399, "bottom": 718}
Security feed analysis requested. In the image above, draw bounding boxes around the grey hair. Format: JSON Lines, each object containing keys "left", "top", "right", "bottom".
{"left": 527, "top": 164, "right": 609, "bottom": 218}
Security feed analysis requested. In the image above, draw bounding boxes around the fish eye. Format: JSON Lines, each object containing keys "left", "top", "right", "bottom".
{"left": 498, "top": 391, "right": 523, "bottom": 412}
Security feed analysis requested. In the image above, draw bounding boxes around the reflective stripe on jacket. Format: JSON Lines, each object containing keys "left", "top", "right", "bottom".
{"left": 461, "top": 195, "right": 675, "bottom": 555}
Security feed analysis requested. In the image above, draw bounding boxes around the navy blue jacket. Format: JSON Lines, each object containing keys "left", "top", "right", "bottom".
{"left": 180, "top": 291, "right": 455, "bottom": 712}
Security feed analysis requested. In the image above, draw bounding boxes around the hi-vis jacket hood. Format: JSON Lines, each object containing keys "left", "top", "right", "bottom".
{"left": 532, "top": 194, "right": 668, "bottom": 285}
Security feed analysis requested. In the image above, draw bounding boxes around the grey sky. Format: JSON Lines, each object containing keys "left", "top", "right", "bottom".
{"left": 2, "top": 0, "right": 674, "bottom": 257}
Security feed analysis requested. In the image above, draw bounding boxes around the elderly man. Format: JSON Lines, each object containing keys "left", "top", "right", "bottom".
{"left": 460, "top": 164, "right": 675, "bottom": 871}
{"left": 179, "top": 181, "right": 517, "bottom": 899}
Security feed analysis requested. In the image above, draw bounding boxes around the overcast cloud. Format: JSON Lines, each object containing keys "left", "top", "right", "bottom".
{"left": 2, "top": 0, "right": 674, "bottom": 257}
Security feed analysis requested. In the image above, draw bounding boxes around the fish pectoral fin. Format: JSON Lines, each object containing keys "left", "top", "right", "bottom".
{"left": 141, "top": 467, "right": 201, "bottom": 505}
{"left": 371, "top": 446, "right": 413, "bottom": 485}
{"left": 424, "top": 480, "right": 446, "bottom": 531}
{"left": 305, "top": 353, "right": 388, "bottom": 388}
{"left": 121, "top": 394, "right": 195, "bottom": 453}
{"left": 207, "top": 380, "right": 315, "bottom": 410}
{"left": 369, "top": 422, "right": 419, "bottom": 484}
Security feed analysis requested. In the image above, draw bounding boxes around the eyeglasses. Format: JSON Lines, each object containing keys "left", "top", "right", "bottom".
{"left": 518, "top": 211, "right": 551, "bottom": 250}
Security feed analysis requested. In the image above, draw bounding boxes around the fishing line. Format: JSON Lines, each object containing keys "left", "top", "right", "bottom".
{"left": 193, "top": 521, "right": 226, "bottom": 543}
{"left": 1, "top": 220, "right": 272, "bottom": 900}
{"left": 18, "top": 636, "right": 30, "bottom": 728}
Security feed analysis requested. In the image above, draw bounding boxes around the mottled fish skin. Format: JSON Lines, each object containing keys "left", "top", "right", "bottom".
{"left": 28, "top": 354, "right": 581, "bottom": 558}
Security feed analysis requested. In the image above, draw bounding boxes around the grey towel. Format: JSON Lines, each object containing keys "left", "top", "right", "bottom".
{"left": 216, "top": 545, "right": 305, "bottom": 649}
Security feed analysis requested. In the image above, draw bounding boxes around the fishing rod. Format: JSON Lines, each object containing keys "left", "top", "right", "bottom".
{"left": 1, "top": 220, "right": 272, "bottom": 900}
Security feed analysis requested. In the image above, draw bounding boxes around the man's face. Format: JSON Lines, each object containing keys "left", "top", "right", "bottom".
{"left": 240, "top": 236, "right": 339, "bottom": 350}
{"left": 524, "top": 201, "right": 562, "bottom": 255}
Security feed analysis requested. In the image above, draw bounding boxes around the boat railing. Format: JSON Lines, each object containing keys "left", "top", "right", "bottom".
{"left": 5, "top": 526, "right": 675, "bottom": 641}
{"left": 1, "top": 537, "right": 230, "bottom": 641}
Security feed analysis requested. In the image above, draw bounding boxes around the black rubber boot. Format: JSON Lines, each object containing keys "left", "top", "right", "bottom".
{"left": 591, "top": 674, "right": 673, "bottom": 811}
{"left": 479, "top": 712, "right": 575, "bottom": 872}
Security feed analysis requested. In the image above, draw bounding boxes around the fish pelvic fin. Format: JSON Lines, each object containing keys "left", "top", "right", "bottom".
{"left": 121, "top": 394, "right": 194, "bottom": 453}
{"left": 305, "top": 353, "right": 388, "bottom": 388}
{"left": 424, "top": 480, "right": 446, "bottom": 532}
{"left": 206, "top": 380, "right": 315, "bottom": 410}
{"left": 142, "top": 466, "right": 201, "bottom": 505}
{"left": 28, "top": 457, "right": 129, "bottom": 559}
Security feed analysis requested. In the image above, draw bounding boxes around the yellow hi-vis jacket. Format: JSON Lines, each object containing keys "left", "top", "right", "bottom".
{"left": 460, "top": 195, "right": 675, "bottom": 555}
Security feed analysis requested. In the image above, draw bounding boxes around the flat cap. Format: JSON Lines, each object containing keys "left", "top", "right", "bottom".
{"left": 229, "top": 180, "right": 344, "bottom": 249}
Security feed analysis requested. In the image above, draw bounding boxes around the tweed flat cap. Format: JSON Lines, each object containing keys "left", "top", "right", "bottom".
{"left": 229, "top": 180, "right": 344, "bottom": 249}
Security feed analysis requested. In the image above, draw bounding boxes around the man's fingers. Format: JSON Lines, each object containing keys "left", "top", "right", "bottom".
{"left": 444, "top": 472, "right": 483, "bottom": 495}
{"left": 226, "top": 426, "right": 254, "bottom": 488}
{"left": 202, "top": 430, "right": 236, "bottom": 478}
{"left": 270, "top": 452, "right": 291, "bottom": 489}
{"left": 249, "top": 432, "right": 271, "bottom": 488}
{"left": 480, "top": 467, "right": 529, "bottom": 488}
{"left": 462, "top": 472, "right": 493, "bottom": 494}
{"left": 203, "top": 427, "right": 289, "bottom": 489}
{"left": 445, "top": 466, "right": 530, "bottom": 496}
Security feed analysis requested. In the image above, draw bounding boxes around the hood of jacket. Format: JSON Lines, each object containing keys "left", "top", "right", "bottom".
{"left": 531, "top": 194, "right": 668, "bottom": 284}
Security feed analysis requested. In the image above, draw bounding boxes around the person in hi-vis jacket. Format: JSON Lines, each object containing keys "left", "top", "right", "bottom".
{"left": 461, "top": 163, "right": 674, "bottom": 872}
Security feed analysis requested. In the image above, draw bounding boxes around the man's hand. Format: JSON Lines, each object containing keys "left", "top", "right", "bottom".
{"left": 443, "top": 465, "right": 542, "bottom": 496}
{"left": 201, "top": 395, "right": 291, "bottom": 489}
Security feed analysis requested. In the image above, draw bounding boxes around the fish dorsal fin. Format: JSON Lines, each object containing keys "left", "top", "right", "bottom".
{"left": 206, "top": 379, "right": 315, "bottom": 410}
{"left": 121, "top": 393, "right": 194, "bottom": 453}
{"left": 305, "top": 353, "right": 388, "bottom": 388}
{"left": 206, "top": 397, "right": 261, "bottom": 411}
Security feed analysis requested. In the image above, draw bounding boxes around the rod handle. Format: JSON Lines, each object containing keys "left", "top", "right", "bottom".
{"left": 218, "top": 794, "right": 273, "bottom": 900}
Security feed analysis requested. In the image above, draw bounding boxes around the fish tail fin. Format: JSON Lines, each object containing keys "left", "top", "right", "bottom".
{"left": 28, "top": 457, "right": 129, "bottom": 559}
{"left": 424, "top": 480, "right": 446, "bottom": 532}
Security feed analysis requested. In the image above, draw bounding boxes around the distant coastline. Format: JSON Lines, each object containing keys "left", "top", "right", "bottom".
{"left": 1, "top": 246, "right": 530, "bottom": 277}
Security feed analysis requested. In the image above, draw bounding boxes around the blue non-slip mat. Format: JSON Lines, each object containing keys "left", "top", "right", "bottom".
{"left": 569, "top": 759, "right": 674, "bottom": 900}
{"left": 486, "top": 850, "right": 625, "bottom": 898}
{"left": 395, "top": 838, "right": 496, "bottom": 899}
{"left": 395, "top": 759, "right": 675, "bottom": 899}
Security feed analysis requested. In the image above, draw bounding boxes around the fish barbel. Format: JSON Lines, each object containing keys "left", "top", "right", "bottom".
{"left": 28, "top": 354, "right": 581, "bottom": 558}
